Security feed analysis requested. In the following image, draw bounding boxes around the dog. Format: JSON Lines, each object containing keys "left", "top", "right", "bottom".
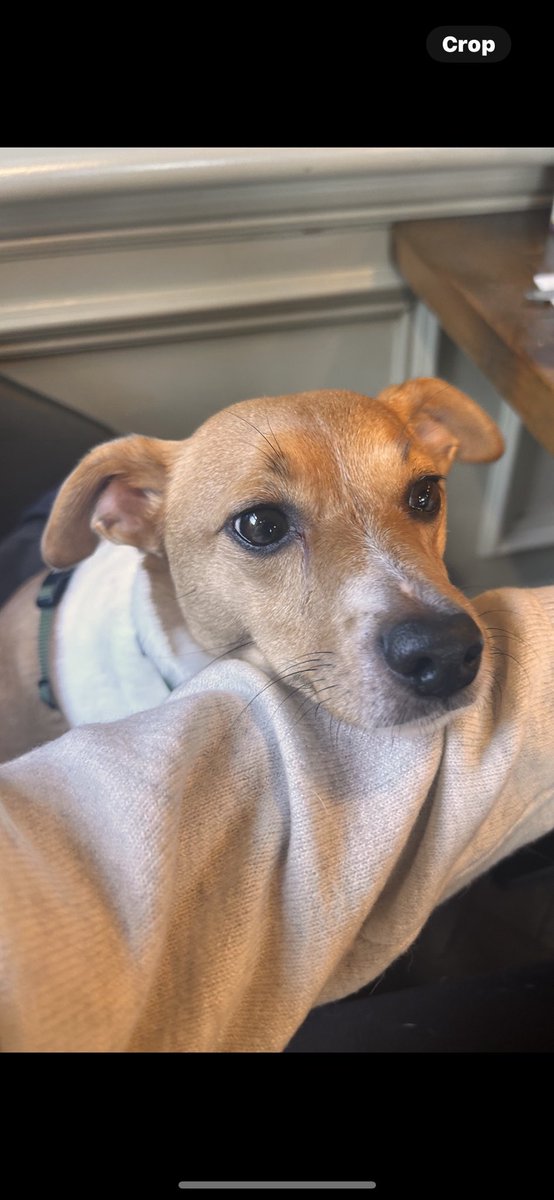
{"left": 0, "top": 378, "right": 503, "bottom": 762}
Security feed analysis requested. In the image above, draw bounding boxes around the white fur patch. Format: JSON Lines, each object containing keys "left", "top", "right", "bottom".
{"left": 53, "top": 543, "right": 210, "bottom": 725}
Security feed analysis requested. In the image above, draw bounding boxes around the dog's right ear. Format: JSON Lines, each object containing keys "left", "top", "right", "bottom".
{"left": 41, "top": 435, "right": 181, "bottom": 569}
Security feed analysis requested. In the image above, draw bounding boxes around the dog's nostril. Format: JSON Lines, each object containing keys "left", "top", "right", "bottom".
{"left": 413, "top": 656, "right": 433, "bottom": 680}
{"left": 464, "top": 642, "right": 482, "bottom": 666}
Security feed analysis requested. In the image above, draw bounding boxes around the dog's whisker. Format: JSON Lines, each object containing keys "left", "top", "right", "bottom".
{"left": 293, "top": 678, "right": 340, "bottom": 730}
{"left": 231, "top": 677, "right": 295, "bottom": 728}
{"left": 271, "top": 683, "right": 308, "bottom": 716}
{"left": 482, "top": 624, "right": 537, "bottom": 660}
{"left": 289, "top": 690, "right": 318, "bottom": 723}
{"left": 280, "top": 662, "right": 334, "bottom": 674}
{"left": 277, "top": 652, "right": 337, "bottom": 666}
{"left": 312, "top": 683, "right": 340, "bottom": 698}
{"left": 272, "top": 677, "right": 341, "bottom": 734}
{"left": 288, "top": 682, "right": 341, "bottom": 727}
{"left": 491, "top": 674, "right": 504, "bottom": 722}
{"left": 265, "top": 414, "right": 287, "bottom": 464}
{"left": 488, "top": 646, "right": 531, "bottom": 685}
{"left": 482, "top": 622, "right": 532, "bottom": 645}
{"left": 231, "top": 662, "right": 333, "bottom": 728}
{"left": 273, "top": 685, "right": 314, "bottom": 724}
{"left": 174, "top": 638, "right": 255, "bottom": 659}
{"left": 229, "top": 412, "right": 288, "bottom": 477}
{"left": 475, "top": 606, "right": 523, "bottom": 619}
{"left": 278, "top": 665, "right": 330, "bottom": 683}
{"left": 201, "top": 641, "right": 257, "bottom": 668}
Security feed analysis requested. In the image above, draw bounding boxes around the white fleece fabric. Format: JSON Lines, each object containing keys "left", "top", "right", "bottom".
{"left": 1, "top": 586, "right": 553, "bottom": 1053}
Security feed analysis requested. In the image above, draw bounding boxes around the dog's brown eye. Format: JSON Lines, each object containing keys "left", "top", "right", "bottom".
{"left": 233, "top": 507, "right": 290, "bottom": 548}
{"left": 407, "top": 477, "right": 442, "bottom": 516}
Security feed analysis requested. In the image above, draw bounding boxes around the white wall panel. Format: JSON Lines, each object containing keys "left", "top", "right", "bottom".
{"left": 4, "top": 314, "right": 406, "bottom": 438}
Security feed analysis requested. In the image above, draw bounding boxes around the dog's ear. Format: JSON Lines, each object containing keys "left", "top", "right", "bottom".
{"left": 41, "top": 435, "right": 181, "bottom": 569}
{"left": 376, "top": 377, "right": 504, "bottom": 471}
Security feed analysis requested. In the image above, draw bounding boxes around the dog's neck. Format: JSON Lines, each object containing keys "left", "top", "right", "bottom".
{"left": 52, "top": 542, "right": 213, "bottom": 725}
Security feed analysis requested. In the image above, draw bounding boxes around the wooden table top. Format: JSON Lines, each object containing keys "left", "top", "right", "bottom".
{"left": 393, "top": 210, "right": 554, "bottom": 454}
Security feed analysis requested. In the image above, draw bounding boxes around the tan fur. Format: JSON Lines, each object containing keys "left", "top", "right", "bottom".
{"left": 0, "top": 379, "right": 503, "bottom": 761}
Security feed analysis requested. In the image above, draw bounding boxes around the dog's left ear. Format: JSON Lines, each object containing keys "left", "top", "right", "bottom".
{"left": 377, "top": 377, "right": 504, "bottom": 470}
{"left": 41, "top": 434, "right": 181, "bottom": 569}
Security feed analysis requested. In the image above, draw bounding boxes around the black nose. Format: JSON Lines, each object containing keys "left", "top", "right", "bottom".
{"left": 380, "top": 612, "right": 483, "bottom": 699}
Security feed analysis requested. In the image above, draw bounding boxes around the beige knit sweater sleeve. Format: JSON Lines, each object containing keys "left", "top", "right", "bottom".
{"left": 1, "top": 586, "right": 553, "bottom": 1052}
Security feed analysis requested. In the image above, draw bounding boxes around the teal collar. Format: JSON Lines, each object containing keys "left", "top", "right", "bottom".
{"left": 36, "top": 569, "right": 74, "bottom": 709}
{"left": 36, "top": 566, "right": 176, "bottom": 711}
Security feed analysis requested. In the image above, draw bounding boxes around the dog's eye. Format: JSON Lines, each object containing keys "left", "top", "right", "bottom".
{"left": 233, "top": 507, "right": 290, "bottom": 548}
{"left": 407, "top": 477, "right": 442, "bottom": 516}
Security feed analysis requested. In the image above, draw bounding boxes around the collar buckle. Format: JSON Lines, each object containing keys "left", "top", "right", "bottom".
{"left": 36, "top": 569, "right": 74, "bottom": 610}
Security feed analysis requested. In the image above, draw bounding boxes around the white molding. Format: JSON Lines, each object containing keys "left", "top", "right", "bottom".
{"left": 0, "top": 236, "right": 410, "bottom": 357}
{"left": 0, "top": 148, "right": 552, "bottom": 243}
{"left": 0, "top": 224, "right": 412, "bottom": 359}
{"left": 1, "top": 146, "right": 552, "bottom": 195}
{"left": 1, "top": 184, "right": 552, "bottom": 262}
{"left": 0, "top": 291, "right": 411, "bottom": 359}
{"left": 1, "top": 148, "right": 552, "bottom": 360}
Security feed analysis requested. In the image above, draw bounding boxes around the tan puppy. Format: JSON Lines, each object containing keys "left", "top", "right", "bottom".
{"left": 0, "top": 379, "right": 503, "bottom": 762}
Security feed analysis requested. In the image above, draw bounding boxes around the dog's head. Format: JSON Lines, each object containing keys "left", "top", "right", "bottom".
{"left": 42, "top": 379, "right": 503, "bottom": 730}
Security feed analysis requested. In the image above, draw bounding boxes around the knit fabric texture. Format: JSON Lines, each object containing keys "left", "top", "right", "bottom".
{"left": 1, "top": 586, "right": 553, "bottom": 1052}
